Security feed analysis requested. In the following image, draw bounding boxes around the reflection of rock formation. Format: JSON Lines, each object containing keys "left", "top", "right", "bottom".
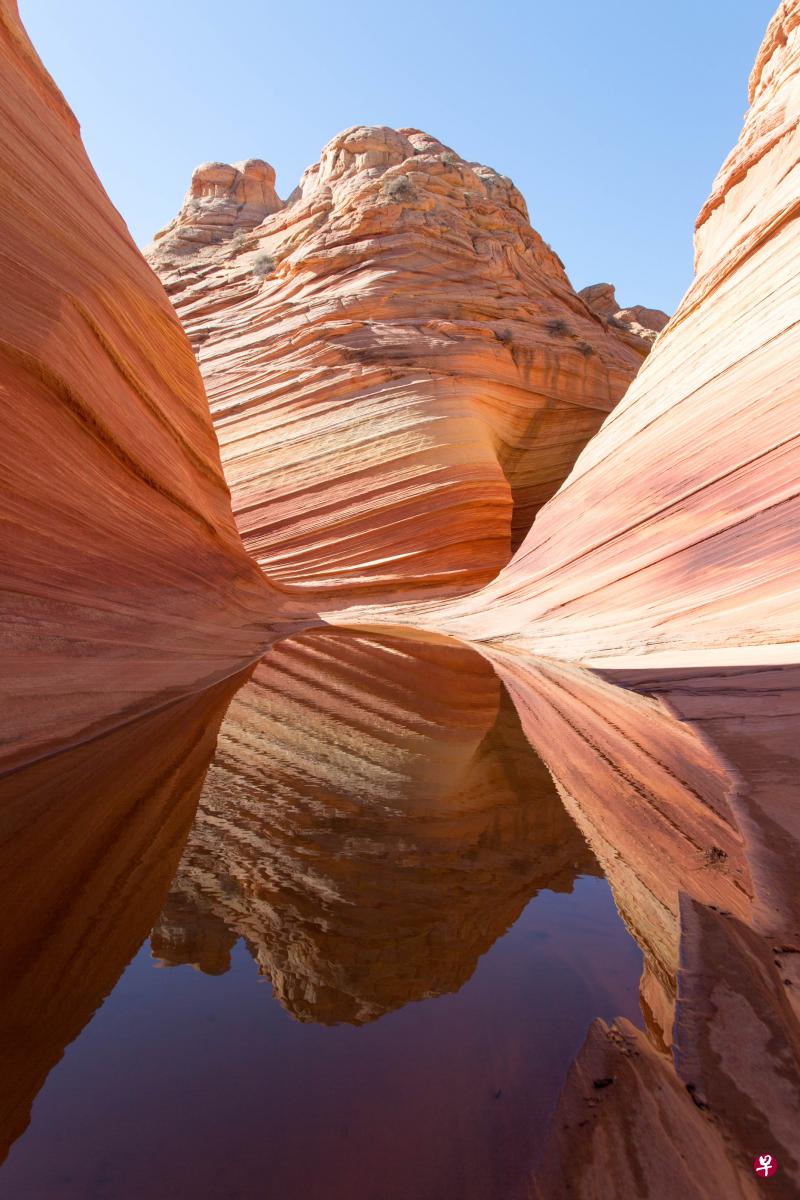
{"left": 0, "top": 2, "right": 282, "bottom": 770}
{"left": 151, "top": 630, "right": 597, "bottom": 1023}
{"left": 0, "top": 674, "right": 243, "bottom": 1165}
{"left": 490, "top": 650, "right": 800, "bottom": 1196}
{"left": 377, "top": 0, "right": 800, "bottom": 664}
{"left": 147, "top": 126, "right": 647, "bottom": 602}
{"left": 491, "top": 651, "right": 754, "bottom": 1042}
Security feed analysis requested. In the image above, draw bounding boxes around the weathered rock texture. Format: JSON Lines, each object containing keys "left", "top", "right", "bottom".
{"left": 359, "top": 2, "right": 800, "bottom": 664}
{"left": 0, "top": 1, "right": 287, "bottom": 771}
{"left": 147, "top": 127, "right": 647, "bottom": 603}
{"left": 153, "top": 158, "right": 283, "bottom": 245}
{"left": 578, "top": 281, "right": 669, "bottom": 347}
{"left": 151, "top": 629, "right": 597, "bottom": 1023}
{"left": 0, "top": 673, "right": 245, "bottom": 1165}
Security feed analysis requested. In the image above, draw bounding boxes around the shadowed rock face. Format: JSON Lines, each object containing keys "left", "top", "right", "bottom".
{"left": 0, "top": 673, "right": 246, "bottom": 1166}
{"left": 531, "top": 901, "right": 800, "bottom": 1200}
{"left": 0, "top": 0, "right": 287, "bottom": 772}
{"left": 146, "top": 126, "right": 648, "bottom": 603}
{"left": 347, "top": 1, "right": 800, "bottom": 665}
{"left": 150, "top": 630, "right": 598, "bottom": 1023}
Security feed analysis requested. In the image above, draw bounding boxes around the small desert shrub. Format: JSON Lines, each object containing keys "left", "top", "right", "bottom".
{"left": 546, "top": 318, "right": 570, "bottom": 337}
{"left": 383, "top": 173, "right": 414, "bottom": 201}
{"left": 496, "top": 327, "right": 513, "bottom": 344}
{"left": 231, "top": 230, "right": 247, "bottom": 251}
{"left": 441, "top": 151, "right": 458, "bottom": 165}
{"left": 575, "top": 340, "right": 594, "bottom": 356}
{"left": 252, "top": 253, "right": 275, "bottom": 277}
{"left": 704, "top": 846, "right": 728, "bottom": 867}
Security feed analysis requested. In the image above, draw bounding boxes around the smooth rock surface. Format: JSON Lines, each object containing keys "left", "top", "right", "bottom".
{"left": 0, "top": 1, "right": 290, "bottom": 770}
{"left": 147, "top": 127, "right": 646, "bottom": 603}
{"left": 508, "top": 655, "right": 800, "bottom": 1197}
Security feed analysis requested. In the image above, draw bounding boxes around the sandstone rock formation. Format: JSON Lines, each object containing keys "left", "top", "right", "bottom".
{"left": 0, "top": 0, "right": 288, "bottom": 771}
{"left": 147, "top": 127, "right": 648, "bottom": 603}
{"left": 0, "top": 671, "right": 245, "bottom": 1165}
{"left": 355, "top": 1, "right": 800, "bottom": 665}
{"left": 492, "top": 653, "right": 800, "bottom": 1196}
{"left": 152, "top": 158, "right": 284, "bottom": 246}
{"left": 150, "top": 629, "right": 597, "bottom": 1023}
{"left": 532, "top": 900, "right": 800, "bottom": 1200}
{"left": 578, "top": 281, "right": 669, "bottom": 346}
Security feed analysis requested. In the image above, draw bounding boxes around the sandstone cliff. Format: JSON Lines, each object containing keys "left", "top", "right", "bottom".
{"left": 147, "top": 128, "right": 648, "bottom": 604}
{"left": 352, "top": 1, "right": 800, "bottom": 664}
{"left": 0, "top": 1, "right": 287, "bottom": 771}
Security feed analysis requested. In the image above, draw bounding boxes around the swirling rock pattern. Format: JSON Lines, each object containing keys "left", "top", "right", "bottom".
{"left": 376, "top": 1, "right": 800, "bottom": 664}
{"left": 0, "top": 0, "right": 285, "bottom": 771}
{"left": 147, "top": 127, "right": 647, "bottom": 604}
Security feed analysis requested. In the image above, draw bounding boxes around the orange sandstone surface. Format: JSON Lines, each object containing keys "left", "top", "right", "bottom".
{"left": 146, "top": 128, "right": 649, "bottom": 604}
{"left": 0, "top": 1, "right": 294, "bottom": 771}
{"left": 339, "top": 0, "right": 800, "bottom": 664}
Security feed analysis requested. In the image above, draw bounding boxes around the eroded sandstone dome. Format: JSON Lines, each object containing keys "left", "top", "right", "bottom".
{"left": 147, "top": 126, "right": 653, "bottom": 602}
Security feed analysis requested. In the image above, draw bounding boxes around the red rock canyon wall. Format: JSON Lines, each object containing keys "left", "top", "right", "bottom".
{"left": 0, "top": 1, "right": 288, "bottom": 770}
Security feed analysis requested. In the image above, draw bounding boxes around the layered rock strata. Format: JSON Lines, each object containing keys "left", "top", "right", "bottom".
{"left": 147, "top": 128, "right": 647, "bottom": 603}
{"left": 0, "top": 1, "right": 286, "bottom": 771}
{"left": 350, "top": 2, "right": 800, "bottom": 664}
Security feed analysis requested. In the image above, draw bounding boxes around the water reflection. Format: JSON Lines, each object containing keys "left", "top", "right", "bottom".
{"left": 151, "top": 630, "right": 598, "bottom": 1023}
{"left": 485, "top": 651, "right": 800, "bottom": 1197}
{"left": 1, "top": 634, "right": 798, "bottom": 1198}
{"left": 0, "top": 673, "right": 247, "bottom": 1165}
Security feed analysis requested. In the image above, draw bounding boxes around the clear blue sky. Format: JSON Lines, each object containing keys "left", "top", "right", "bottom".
{"left": 20, "top": 0, "right": 775, "bottom": 313}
